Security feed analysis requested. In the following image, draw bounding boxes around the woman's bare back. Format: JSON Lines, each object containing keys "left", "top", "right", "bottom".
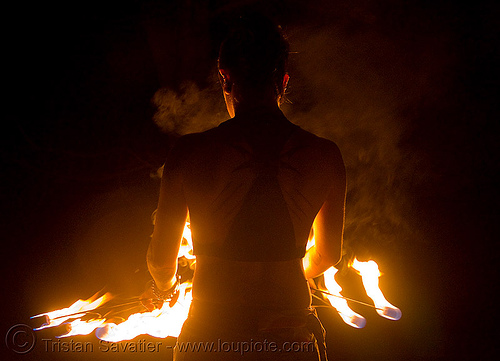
{"left": 173, "top": 109, "right": 341, "bottom": 310}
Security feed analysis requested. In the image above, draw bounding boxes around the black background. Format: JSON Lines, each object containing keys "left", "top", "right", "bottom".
{"left": 1, "top": 0, "right": 498, "bottom": 360}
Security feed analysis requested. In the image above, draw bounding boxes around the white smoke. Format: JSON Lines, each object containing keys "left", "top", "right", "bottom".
{"left": 152, "top": 75, "right": 228, "bottom": 135}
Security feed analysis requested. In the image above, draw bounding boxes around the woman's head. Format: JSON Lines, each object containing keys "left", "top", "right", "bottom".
{"left": 218, "top": 14, "right": 290, "bottom": 106}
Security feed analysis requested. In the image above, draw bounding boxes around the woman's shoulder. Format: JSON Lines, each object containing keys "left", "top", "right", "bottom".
{"left": 166, "top": 122, "right": 234, "bottom": 163}
{"left": 171, "top": 119, "right": 343, "bottom": 165}
{"left": 290, "top": 125, "right": 343, "bottom": 161}
{"left": 174, "top": 125, "right": 226, "bottom": 150}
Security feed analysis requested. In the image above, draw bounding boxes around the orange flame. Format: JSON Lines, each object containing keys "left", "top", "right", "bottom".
{"left": 62, "top": 318, "right": 107, "bottom": 337}
{"left": 95, "top": 282, "right": 192, "bottom": 341}
{"left": 351, "top": 258, "right": 401, "bottom": 320}
{"left": 179, "top": 222, "right": 195, "bottom": 260}
{"left": 33, "top": 223, "right": 195, "bottom": 340}
{"left": 33, "top": 293, "right": 111, "bottom": 331}
{"left": 34, "top": 221, "right": 400, "bottom": 340}
{"left": 322, "top": 267, "right": 366, "bottom": 328}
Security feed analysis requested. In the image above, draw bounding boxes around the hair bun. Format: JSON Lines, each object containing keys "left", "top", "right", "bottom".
{"left": 218, "top": 13, "right": 289, "bottom": 99}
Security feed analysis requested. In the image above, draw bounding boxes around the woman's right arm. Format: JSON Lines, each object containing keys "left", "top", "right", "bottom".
{"left": 147, "top": 138, "right": 189, "bottom": 291}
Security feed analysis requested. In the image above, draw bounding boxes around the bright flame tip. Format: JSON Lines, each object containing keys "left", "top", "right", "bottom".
{"left": 378, "top": 306, "right": 402, "bottom": 321}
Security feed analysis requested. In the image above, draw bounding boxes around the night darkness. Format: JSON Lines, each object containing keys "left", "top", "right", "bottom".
{"left": 1, "top": 1, "right": 498, "bottom": 360}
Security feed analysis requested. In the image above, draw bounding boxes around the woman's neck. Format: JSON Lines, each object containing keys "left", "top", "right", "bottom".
{"left": 228, "top": 82, "right": 282, "bottom": 117}
{"left": 233, "top": 97, "right": 281, "bottom": 117}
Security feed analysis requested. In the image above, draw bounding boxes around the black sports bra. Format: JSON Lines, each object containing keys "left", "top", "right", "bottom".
{"left": 193, "top": 111, "right": 306, "bottom": 262}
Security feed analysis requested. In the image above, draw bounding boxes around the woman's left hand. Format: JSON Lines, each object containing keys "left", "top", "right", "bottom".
{"left": 140, "top": 280, "right": 164, "bottom": 311}
{"left": 140, "top": 277, "right": 181, "bottom": 312}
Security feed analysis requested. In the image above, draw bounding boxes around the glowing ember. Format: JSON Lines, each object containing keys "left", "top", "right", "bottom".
{"left": 351, "top": 258, "right": 402, "bottom": 321}
{"left": 323, "top": 267, "right": 366, "bottom": 329}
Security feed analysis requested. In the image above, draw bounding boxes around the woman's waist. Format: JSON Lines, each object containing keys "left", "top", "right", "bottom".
{"left": 195, "top": 254, "right": 305, "bottom": 273}
{"left": 192, "top": 255, "right": 311, "bottom": 308}
{"left": 186, "top": 299, "right": 315, "bottom": 334}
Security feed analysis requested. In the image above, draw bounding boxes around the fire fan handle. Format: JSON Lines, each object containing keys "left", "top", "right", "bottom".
{"left": 151, "top": 275, "right": 181, "bottom": 306}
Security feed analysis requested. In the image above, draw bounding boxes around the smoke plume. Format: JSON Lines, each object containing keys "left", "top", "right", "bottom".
{"left": 152, "top": 74, "right": 228, "bottom": 135}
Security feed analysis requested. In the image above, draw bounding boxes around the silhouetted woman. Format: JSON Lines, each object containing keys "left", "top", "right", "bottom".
{"left": 146, "top": 14, "right": 346, "bottom": 361}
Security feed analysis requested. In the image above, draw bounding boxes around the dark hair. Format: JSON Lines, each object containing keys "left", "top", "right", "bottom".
{"left": 218, "top": 14, "right": 289, "bottom": 101}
